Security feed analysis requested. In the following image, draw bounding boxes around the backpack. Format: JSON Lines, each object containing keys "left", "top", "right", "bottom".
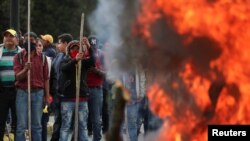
{"left": 0, "top": 44, "right": 3, "bottom": 59}
{"left": 17, "top": 52, "right": 46, "bottom": 66}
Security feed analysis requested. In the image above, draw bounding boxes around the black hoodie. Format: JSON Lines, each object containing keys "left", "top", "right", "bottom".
{"left": 58, "top": 46, "right": 95, "bottom": 99}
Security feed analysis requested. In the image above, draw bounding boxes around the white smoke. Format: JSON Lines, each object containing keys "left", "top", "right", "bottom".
{"left": 88, "top": 0, "right": 140, "bottom": 81}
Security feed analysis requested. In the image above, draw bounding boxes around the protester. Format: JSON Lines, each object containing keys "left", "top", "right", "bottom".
{"left": 50, "top": 33, "right": 73, "bottom": 141}
{"left": 41, "top": 34, "right": 57, "bottom": 59}
{"left": 87, "top": 36, "right": 105, "bottom": 141}
{"left": 0, "top": 29, "right": 22, "bottom": 140}
{"left": 40, "top": 34, "right": 55, "bottom": 141}
{"left": 36, "top": 38, "right": 53, "bottom": 141}
{"left": 59, "top": 38, "right": 95, "bottom": 141}
{"left": 122, "top": 65, "right": 146, "bottom": 141}
{"left": 13, "top": 36, "right": 50, "bottom": 141}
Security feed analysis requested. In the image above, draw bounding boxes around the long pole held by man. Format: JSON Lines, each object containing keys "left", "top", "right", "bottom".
{"left": 27, "top": 0, "right": 32, "bottom": 140}
{"left": 74, "top": 13, "right": 85, "bottom": 141}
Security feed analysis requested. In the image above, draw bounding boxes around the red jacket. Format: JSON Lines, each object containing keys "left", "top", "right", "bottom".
{"left": 87, "top": 48, "right": 104, "bottom": 87}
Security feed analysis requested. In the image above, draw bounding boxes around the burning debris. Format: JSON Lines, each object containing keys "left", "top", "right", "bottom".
{"left": 105, "top": 81, "right": 130, "bottom": 141}
{"left": 134, "top": 0, "right": 250, "bottom": 140}
{"left": 90, "top": 0, "right": 250, "bottom": 140}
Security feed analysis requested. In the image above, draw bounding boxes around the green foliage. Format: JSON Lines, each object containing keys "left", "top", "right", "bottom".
{"left": 0, "top": 0, "right": 11, "bottom": 32}
{"left": 0, "top": 0, "right": 98, "bottom": 42}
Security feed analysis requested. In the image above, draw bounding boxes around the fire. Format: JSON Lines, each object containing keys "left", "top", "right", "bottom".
{"left": 134, "top": 0, "right": 250, "bottom": 140}
{"left": 147, "top": 84, "right": 174, "bottom": 118}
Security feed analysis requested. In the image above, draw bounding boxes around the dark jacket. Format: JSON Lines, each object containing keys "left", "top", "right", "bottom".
{"left": 50, "top": 53, "right": 65, "bottom": 96}
{"left": 43, "top": 44, "right": 57, "bottom": 59}
{"left": 59, "top": 48, "right": 95, "bottom": 99}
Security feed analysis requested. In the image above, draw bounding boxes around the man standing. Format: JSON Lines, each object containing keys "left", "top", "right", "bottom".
{"left": 87, "top": 36, "right": 105, "bottom": 141}
{"left": 41, "top": 34, "right": 57, "bottom": 59}
{"left": 0, "top": 29, "right": 22, "bottom": 140}
{"left": 50, "top": 33, "right": 73, "bottom": 141}
{"left": 40, "top": 33, "right": 56, "bottom": 141}
{"left": 122, "top": 66, "right": 146, "bottom": 141}
{"left": 13, "top": 38, "right": 50, "bottom": 141}
{"left": 59, "top": 39, "right": 95, "bottom": 141}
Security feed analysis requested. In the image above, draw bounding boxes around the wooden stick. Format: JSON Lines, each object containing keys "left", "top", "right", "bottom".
{"left": 74, "top": 13, "right": 84, "bottom": 141}
{"left": 27, "top": 0, "right": 32, "bottom": 140}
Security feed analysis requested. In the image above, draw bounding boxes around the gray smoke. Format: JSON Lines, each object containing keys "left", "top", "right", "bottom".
{"left": 88, "top": 0, "right": 140, "bottom": 80}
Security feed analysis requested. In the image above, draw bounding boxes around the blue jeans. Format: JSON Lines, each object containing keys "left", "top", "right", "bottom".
{"left": 59, "top": 101, "right": 88, "bottom": 141}
{"left": 88, "top": 87, "right": 103, "bottom": 141}
{"left": 124, "top": 103, "right": 139, "bottom": 141}
{"left": 16, "top": 89, "right": 44, "bottom": 141}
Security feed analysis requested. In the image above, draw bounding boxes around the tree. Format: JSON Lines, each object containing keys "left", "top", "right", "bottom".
{"left": 0, "top": 0, "right": 98, "bottom": 42}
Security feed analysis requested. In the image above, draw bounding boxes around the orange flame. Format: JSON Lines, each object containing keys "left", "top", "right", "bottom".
{"left": 147, "top": 84, "right": 174, "bottom": 118}
{"left": 135, "top": 0, "right": 250, "bottom": 140}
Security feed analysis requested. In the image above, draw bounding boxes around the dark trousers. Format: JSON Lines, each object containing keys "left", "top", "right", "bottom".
{"left": 50, "top": 95, "right": 61, "bottom": 141}
{"left": 42, "top": 113, "right": 49, "bottom": 141}
{"left": 10, "top": 101, "right": 16, "bottom": 132}
{"left": 102, "top": 88, "right": 109, "bottom": 133}
{"left": 87, "top": 106, "right": 92, "bottom": 134}
{"left": 87, "top": 89, "right": 109, "bottom": 134}
{"left": 0, "top": 87, "right": 16, "bottom": 141}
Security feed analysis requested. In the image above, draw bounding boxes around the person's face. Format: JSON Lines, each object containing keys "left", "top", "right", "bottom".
{"left": 70, "top": 45, "right": 79, "bottom": 52}
{"left": 42, "top": 40, "right": 49, "bottom": 46}
{"left": 3, "top": 32, "right": 18, "bottom": 48}
{"left": 57, "top": 39, "right": 68, "bottom": 53}
{"left": 36, "top": 40, "right": 43, "bottom": 53}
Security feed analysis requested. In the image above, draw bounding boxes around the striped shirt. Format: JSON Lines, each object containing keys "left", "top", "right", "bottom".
{"left": 0, "top": 46, "right": 21, "bottom": 87}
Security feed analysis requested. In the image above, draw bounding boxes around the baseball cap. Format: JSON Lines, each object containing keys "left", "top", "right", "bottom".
{"left": 88, "top": 36, "right": 98, "bottom": 46}
{"left": 41, "top": 34, "right": 53, "bottom": 44}
{"left": 3, "top": 29, "right": 17, "bottom": 37}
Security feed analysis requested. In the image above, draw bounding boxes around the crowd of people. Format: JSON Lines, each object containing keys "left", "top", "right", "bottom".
{"left": 0, "top": 28, "right": 163, "bottom": 141}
